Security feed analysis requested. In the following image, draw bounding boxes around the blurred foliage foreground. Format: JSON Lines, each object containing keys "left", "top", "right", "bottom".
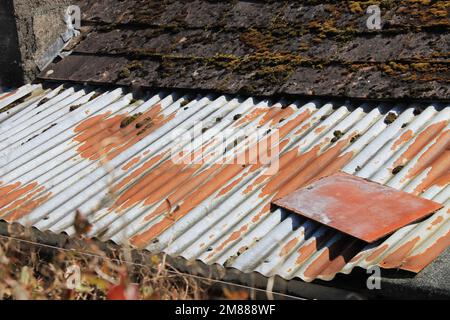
{"left": 0, "top": 222, "right": 250, "bottom": 300}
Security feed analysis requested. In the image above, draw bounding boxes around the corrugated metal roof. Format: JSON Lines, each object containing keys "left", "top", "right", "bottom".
{"left": 0, "top": 84, "right": 449, "bottom": 282}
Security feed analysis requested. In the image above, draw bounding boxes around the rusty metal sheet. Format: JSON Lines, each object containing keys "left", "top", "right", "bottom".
{"left": 273, "top": 172, "right": 443, "bottom": 242}
{"left": 0, "top": 83, "right": 449, "bottom": 283}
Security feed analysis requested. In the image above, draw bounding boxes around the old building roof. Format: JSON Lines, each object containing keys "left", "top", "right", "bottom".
{"left": 39, "top": 0, "right": 450, "bottom": 100}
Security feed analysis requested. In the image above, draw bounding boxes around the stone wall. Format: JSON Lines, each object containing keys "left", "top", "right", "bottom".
{"left": 0, "top": 0, "right": 23, "bottom": 88}
{"left": 0, "top": 0, "right": 70, "bottom": 87}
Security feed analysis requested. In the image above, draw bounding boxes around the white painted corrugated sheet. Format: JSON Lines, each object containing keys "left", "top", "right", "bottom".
{"left": 0, "top": 84, "right": 448, "bottom": 282}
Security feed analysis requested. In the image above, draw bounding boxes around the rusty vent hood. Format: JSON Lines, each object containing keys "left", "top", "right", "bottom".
{"left": 273, "top": 172, "right": 443, "bottom": 243}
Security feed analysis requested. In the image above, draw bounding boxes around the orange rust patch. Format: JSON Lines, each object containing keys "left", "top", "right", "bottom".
{"left": 391, "top": 129, "right": 414, "bottom": 151}
{"left": 412, "top": 151, "right": 450, "bottom": 195}
{"left": 365, "top": 244, "right": 389, "bottom": 262}
{"left": 280, "top": 238, "right": 299, "bottom": 257}
{"left": 393, "top": 121, "right": 448, "bottom": 168}
{"left": 122, "top": 156, "right": 141, "bottom": 171}
{"left": 278, "top": 109, "right": 312, "bottom": 138}
{"left": 427, "top": 215, "right": 444, "bottom": 230}
{"left": 405, "top": 134, "right": 450, "bottom": 193}
{"left": 0, "top": 181, "right": 52, "bottom": 221}
{"left": 302, "top": 235, "right": 354, "bottom": 279}
{"left": 294, "top": 122, "right": 312, "bottom": 136}
{"left": 0, "top": 182, "right": 21, "bottom": 199}
{"left": 295, "top": 239, "right": 318, "bottom": 265}
{"left": 275, "top": 172, "right": 441, "bottom": 243}
{"left": 73, "top": 104, "right": 171, "bottom": 161}
{"left": 380, "top": 236, "right": 421, "bottom": 269}
{"left": 317, "top": 238, "right": 364, "bottom": 279}
{"left": 0, "top": 182, "right": 38, "bottom": 208}
{"left": 348, "top": 252, "right": 364, "bottom": 264}
{"left": 207, "top": 224, "right": 249, "bottom": 259}
{"left": 116, "top": 110, "right": 350, "bottom": 249}
{"left": 128, "top": 162, "right": 250, "bottom": 246}
{"left": 0, "top": 90, "right": 18, "bottom": 101}
{"left": 401, "top": 230, "right": 450, "bottom": 272}
{"left": 112, "top": 160, "right": 195, "bottom": 212}
{"left": 269, "top": 107, "right": 295, "bottom": 126}
{"left": 114, "top": 154, "right": 165, "bottom": 192}
{"left": 430, "top": 170, "right": 450, "bottom": 188}
{"left": 251, "top": 202, "right": 271, "bottom": 224}
{"left": 295, "top": 230, "right": 333, "bottom": 266}
{"left": 257, "top": 106, "right": 292, "bottom": 126}
{"left": 314, "top": 125, "right": 326, "bottom": 134}
{"left": 111, "top": 103, "right": 306, "bottom": 218}
{"left": 217, "top": 171, "right": 248, "bottom": 197}
{"left": 234, "top": 107, "right": 268, "bottom": 127}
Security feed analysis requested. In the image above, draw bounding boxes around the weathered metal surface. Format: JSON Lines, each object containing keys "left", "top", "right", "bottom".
{"left": 0, "top": 84, "right": 449, "bottom": 282}
{"left": 273, "top": 172, "right": 443, "bottom": 242}
{"left": 40, "top": 0, "right": 450, "bottom": 100}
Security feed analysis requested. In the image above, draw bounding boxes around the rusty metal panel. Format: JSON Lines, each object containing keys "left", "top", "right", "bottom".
{"left": 0, "top": 84, "right": 449, "bottom": 283}
{"left": 273, "top": 172, "right": 443, "bottom": 242}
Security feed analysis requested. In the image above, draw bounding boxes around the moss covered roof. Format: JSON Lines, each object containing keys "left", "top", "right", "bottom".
{"left": 39, "top": 0, "right": 450, "bottom": 100}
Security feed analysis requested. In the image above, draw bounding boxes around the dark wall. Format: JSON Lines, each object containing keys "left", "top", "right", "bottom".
{"left": 0, "top": 0, "right": 24, "bottom": 88}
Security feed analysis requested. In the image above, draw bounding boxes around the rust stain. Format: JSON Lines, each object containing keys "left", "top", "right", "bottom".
{"left": 207, "top": 224, "right": 249, "bottom": 259}
{"left": 121, "top": 104, "right": 306, "bottom": 221}
{"left": 0, "top": 182, "right": 21, "bottom": 199}
{"left": 234, "top": 107, "right": 268, "bottom": 127}
{"left": 427, "top": 216, "right": 444, "bottom": 230}
{"left": 401, "top": 230, "right": 450, "bottom": 273}
{"left": 129, "top": 162, "right": 255, "bottom": 246}
{"left": 277, "top": 109, "right": 312, "bottom": 138}
{"left": 294, "top": 122, "right": 312, "bottom": 136}
{"left": 275, "top": 171, "right": 442, "bottom": 243}
{"left": 379, "top": 236, "right": 421, "bottom": 269}
{"left": 142, "top": 164, "right": 217, "bottom": 215}
{"left": 411, "top": 150, "right": 450, "bottom": 195}
{"left": 314, "top": 125, "right": 326, "bottom": 134}
{"left": 122, "top": 156, "right": 141, "bottom": 170}
{"left": 430, "top": 171, "right": 450, "bottom": 188}
{"left": 391, "top": 129, "right": 414, "bottom": 151}
{"left": 276, "top": 139, "right": 353, "bottom": 199}
{"left": 302, "top": 235, "right": 351, "bottom": 279}
{"left": 243, "top": 128, "right": 354, "bottom": 202}
{"left": 392, "top": 121, "right": 448, "bottom": 168}
{"left": 256, "top": 135, "right": 353, "bottom": 201}
{"left": 217, "top": 171, "right": 248, "bottom": 197}
{"left": 73, "top": 104, "right": 172, "bottom": 161}
{"left": 257, "top": 106, "right": 293, "bottom": 126}
{"left": 348, "top": 252, "right": 364, "bottom": 264}
{"left": 269, "top": 107, "right": 295, "bottom": 126}
{"left": 0, "top": 181, "right": 52, "bottom": 221}
{"left": 0, "top": 182, "right": 38, "bottom": 208}
{"left": 251, "top": 202, "right": 271, "bottom": 224}
{"left": 365, "top": 244, "right": 389, "bottom": 262}
{"left": 0, "top": 89, "right": 18, "bottom": 101}
{"left": 280, "top": 238, "right": 299, "bottom": 257}
{"left": 295, "top": 230, "right": 333, "bottom": 266}
{"left": 114, "top": 154, "right": 165, "bottom": 192}
{"left": 112, "top": 161, "right": 197, "bottom": 212}
{"left": 317, "top": 238, "right": 365, "bottom": 279}
{"left": 122, "top": 105, "right": 302, "bottom": 243}
{"left": 1, "top": 91, "right": 18, "bottom": 100}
